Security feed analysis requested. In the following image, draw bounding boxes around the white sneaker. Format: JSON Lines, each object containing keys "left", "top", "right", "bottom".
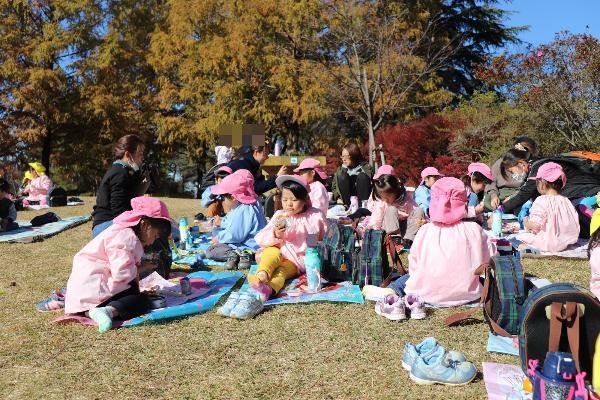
{"left": 362, "top": 285, "right": 396, "bottom": 302}
{"left": 405, "top": 294, "right": 427, "bottom": 319}
{"left": 375, "top": 294, "right": 406, "bottom": 321}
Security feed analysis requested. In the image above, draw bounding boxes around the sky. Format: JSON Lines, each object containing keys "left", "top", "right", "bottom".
{"left": 500, "top": 0, "right": 600, "bottom": 51}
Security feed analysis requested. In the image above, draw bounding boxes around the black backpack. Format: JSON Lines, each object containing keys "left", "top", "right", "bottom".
{"left": 48, "top": 186, "right": 67, "bottom": 207}
{"left": 30, "top": 212, "right": 61, "bottom": 226}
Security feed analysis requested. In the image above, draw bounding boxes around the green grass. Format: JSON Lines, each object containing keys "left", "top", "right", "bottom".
{"left": 0, "top": 197, "right": 592, "bottom": 399}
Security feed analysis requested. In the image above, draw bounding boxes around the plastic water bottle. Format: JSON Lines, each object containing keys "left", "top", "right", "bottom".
{"left": 492, "top": 206, "right": 503, "bottom": 237}
{"left": 518, "top": 200, "right": 533, "bottom": 230}
{"left": 304, "top": 247, "right": 322, "bottom": 292}
{"left": 349, "top": 196, "right": 359, "bottom": 214}
{"left": 179, "top": 217, "right": 189, "bottom": 247}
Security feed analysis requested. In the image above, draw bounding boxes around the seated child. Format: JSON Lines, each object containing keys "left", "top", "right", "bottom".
{"left": 462, "top": 162, "right": 494, "bottom": 217}
{"left": 0, "top": 178, "right": 18, "bottom": 232}
{"left": 517, "top": 162, "right": 579, "bottom": 252}
{"left": 64, "top": 197, "right": 173, "bottom": 333}
{"left": 21, "top": 162, "right": 53, "bottom": 205}
{"left": 201, "top": 166, "right": 232, "bottom": 217}
{"left": 413, "top": 167, "right": 443, "bottom": 217}
{"left": 205, "top": 169, "right": 267, "bottom": 269}
{"left": 366, "top": 174, "right": 416, "bottom": 236}
{"left": 294, "top": 158, "right": 329, "bottom": 215}
{"left": 250, "top": 175, "right": 328, "bottom": 301}
{"left": 391, "top": 177, "right": 497, "bottom": 306}
{"left": 590, "top": 205, "right": 600, "bottom": 298}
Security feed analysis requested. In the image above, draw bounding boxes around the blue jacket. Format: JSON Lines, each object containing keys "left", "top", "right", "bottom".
{"left": 414, "top": 184, "right": 431, "bottom": 216}
{"left": 215, "top": 202, "right": 267, "bottom": 250}
{"left": 468, "top": 192, "right": 479, "bottom": 207}
{"left": 201, "top": 186, "right": 215, "bottom": 209}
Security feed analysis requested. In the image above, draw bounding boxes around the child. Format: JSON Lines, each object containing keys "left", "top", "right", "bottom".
{"left": 517, "top": 162, "right": 580, "bottom": 252}
{"left": 589, "top": 203, "right": 600, "bottom": 298}
{"left": 206, "top": 169, "right": 267, "bottom": 269}
{"left": 294, "top": 158, "right": 329, "bottom": 215}
{"left": 201, "top": 166, "right": 233, "bottom": 217}
{"left": 366, "top": 174, "right": 416, "bottom": 235}
{"left": 21, "top": 162, "right": 53, "bottom": 205}
{"left": 391, "top": 177, "right": 496, "bottom": 306}
{"left": 413, "top": 167, "right": 443, "bottom": 217}
{"left": 462, "top": 162, "right": 494, "bottom": 216}
{"left": 64, "top": 197, "right": 173, "bottom": 333}
{"left": 0, "top": 178, "right": 18, "bottom": 232}
{"left": 250, "top": 175, "right": 328, "bottom": 302}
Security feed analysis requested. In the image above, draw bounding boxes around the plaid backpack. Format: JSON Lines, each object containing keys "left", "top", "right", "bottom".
{"left": 354, "top": 229, "right": 405, "bottom": 288}
{"left": 446, "top": 252, "right": 532, "bottom": 337}
{"left": 319, "top": 223, "right": 359, "bottom": 282}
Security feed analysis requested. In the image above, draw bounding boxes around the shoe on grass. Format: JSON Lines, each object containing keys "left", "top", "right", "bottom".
{"left": 35, "top": 288, "right": 66, "bottom": 312}
{"left": 217, "top": 291, "right": 241, "bottom": 317}
{"left": 223, "top": 251, "right": 240, "bottom": 270}
{"left": 409, "top": 346, "right": 476, "bottom": 386}
{"left": 402, "top": 337, "right": 466, "bottom": 372}
{"left": 229, "top": 292, "right": 264, "bottom": 320}
{"left": 404, "top": 294, "right": 426, "bottom": 320}
{"left": 374, "top": 294, "right": 406, "bottom": 321}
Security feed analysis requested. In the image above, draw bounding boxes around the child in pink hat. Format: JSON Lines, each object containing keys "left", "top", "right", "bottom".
{"left": 206, "top": 169, "right": 267, "bottom": 269}
{"left": 201, "top": 165, "right": 233, "bottom": 217}
{"left": 366, "top": 174, "right": 417, "bottom": 236}
{"left": 516, "top": 162, "right": 579, "bottom": 252}
{"left": 462, "top": 162, "right": 494, "bottom": 217}
{"left": 294, "top": 158, "right": 329, "bottom": 215}
{"left": 249, "top": 175, "right": 328, "bottom": 302}
{"left": 389, "top": 177, "right": 497, "bottom": 306}
{"left": 414, "top": 167, "right": 444, "bottom": 217}
{"left": 64, "top": 197, "right": 174, "bottom": 332}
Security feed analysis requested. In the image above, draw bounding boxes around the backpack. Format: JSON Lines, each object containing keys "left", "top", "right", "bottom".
{"left": 30, "top": 212, "right": 61, "bottom": 226}
{"left": 446, "top": 252, "right": 532, "bottom": 337}
{"left": 48, "top": 186, "right": 67, "bottom": 207}
{"left": 519, "top": 283, "right": 600, "bottom": 380}
{"left": 319, "top": 223, "right": 359, "bottom": 283}
{"left": 354, "top": 229, "right": 404, "bottom": 288}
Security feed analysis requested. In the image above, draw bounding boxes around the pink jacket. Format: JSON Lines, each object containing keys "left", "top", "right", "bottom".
{"left": 404, "top": 221, "right": 497, "bottom": 306}
{"left": 517, "top": 195, "right": 579, "bottom": 252}
{"left": 64, "top": 224, "right": 144, "bottom": 314}
{"left": 590, "top": 246, "right": 600, "bottom": 299}
{"left": 366, "top": 197, "right": 416, "bottom": 230}
{"left": 309, "top": 181, "right": 329, "bottom": 216}
{"left": 255, "top": 207, "right": 328, "bottom": 273}
{"left": 25, "top": 175, "right": 52, "bottom": 202}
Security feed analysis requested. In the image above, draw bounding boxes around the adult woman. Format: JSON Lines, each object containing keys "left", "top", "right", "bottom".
{"left": 331, "top": 142, "right": 374, "bottom": 207}
{"left": 92, "top": 134, "right": 146, "bottom": 238}
{"left": 485, "top": 136, "right": 539, "bottom": 210}
{"left": 500, "top": 149, "right": 600, "bottom": 237}
{"left": 21, "top": 162, "right": 53, "bottom": 205}
{"left": 227, "top": 144, "right": 288, "bottom": 196}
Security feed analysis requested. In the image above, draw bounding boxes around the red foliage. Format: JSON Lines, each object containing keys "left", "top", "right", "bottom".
{"left": 375, "top": 114, "right": 467, "bottom": 186}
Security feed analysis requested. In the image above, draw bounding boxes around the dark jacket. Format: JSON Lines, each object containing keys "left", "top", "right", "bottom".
{"left": 0, "top": 198, "right": 16, "bottom": 222}
{"left": 503, "top": 156, "right": 600, "bottom": 214}
{"left": 92, "top": 163, "right": 142, "bottom": 227}
{"left": 227, "top": 157, "right": 276, "bottom": 195}
{"left": 331, "top": 162, "right": 374, "bottom": 201}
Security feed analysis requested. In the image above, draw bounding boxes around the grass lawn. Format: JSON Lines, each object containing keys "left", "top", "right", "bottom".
{"left": 0, "top": 197, "right": 592, "bottom": 399}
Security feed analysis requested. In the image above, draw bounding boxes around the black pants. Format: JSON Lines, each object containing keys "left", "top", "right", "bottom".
{"left": 337, "top": 172, "right": 372, "bottom": 206}
{"left": 99, "top": 281, "right": 150, "bottom": 320}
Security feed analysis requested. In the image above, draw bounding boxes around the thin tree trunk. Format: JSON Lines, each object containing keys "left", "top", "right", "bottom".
{"left": 41, "top": 128, "right": 53, "bottom": 175}
{"left": 362, "top": 67, "right": 375, "bottom": 166}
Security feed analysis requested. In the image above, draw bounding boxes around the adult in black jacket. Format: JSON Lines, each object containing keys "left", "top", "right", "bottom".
{"left": 227, "top": 145, "right": 288, "bottom": 196}
{"left": 92, "top": 134, "right": 145, "bottom": 238}
{"left": 501, "top": 148, "right": 600, "bottom": 237}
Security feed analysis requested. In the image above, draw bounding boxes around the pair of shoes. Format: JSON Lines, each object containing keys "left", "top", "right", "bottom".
{"left": 403, "top": 338, "right": 476, "bottom": 386}
{"left": 217, "top": 291, "right": 265, "bottom": 319}
{"left": 35, "top": 288, "right": 66, "bottom": 312}
{"left": 224, "top": 251, "right": 240, "bottom": 270}
{"left": 237, "top": 250, "right": 253, "bottom": 270}
{"left": 374, "top": 294, "right": 426, "bottom": 321}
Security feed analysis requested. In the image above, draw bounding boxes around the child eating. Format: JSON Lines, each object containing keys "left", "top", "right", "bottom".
{"left": 64, "top": 197, "right": 174, "bottom": 333}
{"left": 294, "top": 158, "right": 329, "bottom": 215}
{"left": 0, "top": 178, "right": 18, "bottom": 232}
{"left": 517, "top": 162, "right": 579, "bottom": 252}
{"left": 463, "top": 162, "right": 494, "bottom": 216}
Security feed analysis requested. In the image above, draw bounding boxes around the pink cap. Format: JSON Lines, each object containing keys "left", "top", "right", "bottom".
{"left": 373, "top": 165, "right": 395, "bottom": 180}
{"left": 211, "top": 169, "right": 258, "bottom": 204}
{"left": 429, "top": 177, "right": 468, "bottom": 225}
{"left": 468, "top": 162, "right": 494, "bottom": 181}
{"left": 528, "top": 162, "right": 567, "bottom": 187}
{"left": 113, "top": 197, "right": 174, "bottom": 227}
{"left": 215, "top": 166, "right": 233, "bottom": 176}
{"left": 420, "top": 167, "right": 444, "bottom": 184}
{"left": 293, "top": 158, "right": 328, "bottom": 180}
{"left": 275, "top": 174, "right": 308, "bottom": 190}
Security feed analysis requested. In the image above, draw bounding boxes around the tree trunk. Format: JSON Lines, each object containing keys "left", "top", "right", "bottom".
{"left": 41, "top": 128, "right": 53, "bottom": 176}
{"left": 361, "top": 67, "right": 376, "bottom": 166}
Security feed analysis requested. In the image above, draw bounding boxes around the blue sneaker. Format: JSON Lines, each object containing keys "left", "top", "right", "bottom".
{"left": 216, "top": 291, "right": 241, "bottom": 317}
{"left": 229, "top": 292, "right": 264, "bottom": 320}
{"left": 409, "top": 346, "right": 477, "bottom": 386}
{"left": 402, "top": 337, "right": 466, "bottom": 371}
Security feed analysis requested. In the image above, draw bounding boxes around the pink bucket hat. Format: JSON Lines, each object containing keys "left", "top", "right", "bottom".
{"left": 429, "top": 177, "right": 468, "bottom": 225}
{"left": 468, "top": 162, "right": 494, "bottom": 181}
{"left": 275, "top": 174, "right": 308, "bottom": 190}
{"left": 211, "top": 169, "right": 258, "bottom": 204}
{"left": 293, "top": 158, "right": 328, "bottom": 180}
{"left": 420, "top": 166, "right": 444, "bottom": 184}
{"left": 215, "top": 165, "right": 233, "bottom": 176}
{"left": 528, "top": 162, "right": 567, "bottom": 187}
{"left": 373, "top": 165, "right": 395, "bottom": 180}
{"left": 113, "top": 197, "right": 174, "bottom": 227}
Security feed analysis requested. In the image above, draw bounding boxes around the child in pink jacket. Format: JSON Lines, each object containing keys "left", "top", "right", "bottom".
{"left": 588, "top": 200, "right": 599, "bottom": 298}
{"left": 294, "top": 158, "right": 329, "bottom": 216}
{"left": 366, "top": 173, "right": 416, "bottom": 234}
{"left": 249, "top": 175, "right": 328, "bottom": 301}
{"left": 517, "top": 162, "right": 579, "bottom": 252}
{"left": 64, "top": 197, "right": 173, "bottom": 333}
{"left": 391, "top": 177, "right": 496, "bottom": 306}
{"left": 22, "top": 162, "right": 53, "bottom": 204}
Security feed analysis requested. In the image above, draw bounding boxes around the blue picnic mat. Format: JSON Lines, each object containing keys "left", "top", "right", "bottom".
{"left": 486, "top": 332, "right": 519, "bottom": 356}
{"left": 121, "top": 270, "right": 244, "bottom": 327}
{"left": 171, "top": 234, "right": 259, "bottom": 269}
{"left": 0, "top": 215, "right": 91, "bottom": 243}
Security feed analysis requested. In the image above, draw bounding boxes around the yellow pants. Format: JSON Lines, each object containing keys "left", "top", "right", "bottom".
{"left": 256, "top": 247, "right": 298, "bottom": 293}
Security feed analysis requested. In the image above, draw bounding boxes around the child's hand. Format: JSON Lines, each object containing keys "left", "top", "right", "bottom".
{"left": 475, "top": 202, "right": 485, "bottom": 214}
{"left": 213, "top": 216, "right": 221, "bottom": 226}
{"left": 211, "top": 236, "right": 219, "bottom": 245}
{"left": 491, "top": 196, "right": 500, "bottom": 209}
{"left": 274, "top": 225, "right": 286, "bottom": 239}
{"left": 138, "top": 260, "right": 157, "bottom": 275}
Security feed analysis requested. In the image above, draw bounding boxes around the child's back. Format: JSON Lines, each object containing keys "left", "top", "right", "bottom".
{"left": 218, "top": 202, "right": 266, "bottom": 250}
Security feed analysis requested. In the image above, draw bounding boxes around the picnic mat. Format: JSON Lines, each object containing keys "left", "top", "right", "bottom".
{"left": 54, "top": 270, "right": 244, "bottom": 328}
{"left": 483, "top": 362, "right": 532, "bottom": 400}
{"left": 504, "top": 234, "right": 589, "bottom": 259}
{"left": 0, "top": 215, "right": 91, "bottom": 243}
{"left": 170, "top": 234, "right": 260, "bottom": 270}
{"left": 487, "top": 332, "right": 520, "bottom": 356}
